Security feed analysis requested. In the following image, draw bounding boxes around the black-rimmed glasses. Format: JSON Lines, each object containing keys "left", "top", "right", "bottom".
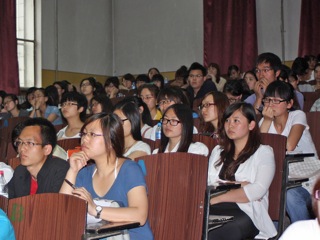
{"left": 198, "top": 102, "right": 216, "bottom": 110}
{"left": 161, "top": 117, "right": 181, "bottom": 126}
{"left": 262, "top": 98, "right": 287, "bottom": 105}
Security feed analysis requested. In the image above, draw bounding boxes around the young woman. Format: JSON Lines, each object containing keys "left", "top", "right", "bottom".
{"left": 199, "top": 91, "right": 229, "bottom": 138}
{"left": 29, "top": 88, "right": 62, "bottom": 125}
{"left": 147, "top": 67, "right": 160, "bottom": 80}
{"left": 3, "top": 94, "right": 29, "bottom": 118}
{"left": 122, "top": 96, "right": 153, "bottom": 139}
{"left": 153, "top": 104, "right": 208, "bottom": 156}
{"left": 53, "top": 81, "right": 69, "bottom": 104}
{"left": 90, "top": 94, "right": 113, "bottom": 115}
{"left": 80, "top": 77, "right": 97, "bottom": 114}
{"left": 113, "top": 101, "right": 151, "bottom": 159}
{"left": 138, "top": 84, "right": 161, "bottom": 120}
{"left": 243, "top": 70, "right": 258, "bottom": 92}
{"left": 206, "top": 63, "right": 227, "bottom": 92}
{"left": 208, "top": 102, "right": 276, "bottom": 239}
{"left": 260, "top": 80, "right": 320, "bottom": 223}
{"left": 57, "top": 92, "right": 87, "bottom": 140}
{"left": 60, "top": 113, "right": 153, "bottom": 240}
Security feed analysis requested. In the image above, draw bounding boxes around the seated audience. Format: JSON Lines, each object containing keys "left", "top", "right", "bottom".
{"left": 153, "top": 104, "right": 208, "bottom": 156}
{"left": 80, "top": 77, "right": 98, "bottom": 114}
{"left": 227, "top": 64, "right": 241, "bottom": 80}
{"left": 57, "top": 92, "right": 87, "bottom": 140}
{"left": 280, "top": 177, "right": 320, "bottom": 240}
{"left": 244, "top": 52, "right": 282, "bottom": 114}
{"left": 223, "top": 80, "right": 247, "bottom": 104}
{"left": 90, "top": 94, "right": 113, "bottom": 115}
{"left": 243, "top": 70, "right": 258, "bottom": 93}
{"left": 123, "top": 96, "right": 153, "bottom": 139}
{"left": 206, "top": 63, "right": 227, "bottom": 92}
{"left": 186, "top": 62, "right": 217, "bottom": 100}
{"left": 292, "top": 57, "right": 314, "bottom": 92}
{"left": 170, "top": 65, "right": 188, "bottom": 88}
{"left": 259, "top": 80, "right": 320, "bottom": 223}
{"left": 3, "top": 93, "right": 29, "bottom": 117}
{"left": 8, "top": 118, "right": 69, "bottom": 199}
{"left": 29, "top": 88, "right": 63, "bottom": 125}
{"left": 147, "top": 67, "right": 160, "bottom": 80}
{"left": 151, "top": 74, "right": 165, "bottom": 89}
{"left": 19, "top": 87, "right": 36, "bottom": 110}
{"left": 138, "top": 84, "right": 161, "bottom": 120}
{"left": 113, "top": 101, "right": 151, "bottom": 159}
{"left": 208, "top": 102, "right": 276, "bottom": 239}
{"left": 104, "top": 77, "right": 123, "bottom": 99}
{"left": 121, "top": 73, "right": 136, "bottom": 90}
{"left": 59, "top": 113, "right": 153, "bottom": 240}
{"left": 199, "top": 91, "right": 229, "bottom": 138}
{"left": 136, "top": 74, "right": 150, "bottom": 89}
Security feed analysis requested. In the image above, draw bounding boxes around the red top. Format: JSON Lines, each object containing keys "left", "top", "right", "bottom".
{"left": 30, "top": 177, "right": 38, "bottom": 195}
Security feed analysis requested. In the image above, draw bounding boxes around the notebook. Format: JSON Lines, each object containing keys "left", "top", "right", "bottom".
{"left": 86, "top": 220, "right": 140, "bottom": 234}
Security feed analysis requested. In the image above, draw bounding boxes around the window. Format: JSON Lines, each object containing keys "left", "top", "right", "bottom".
{"left": 16, "top": 0, "right": 37, "bottom": 88}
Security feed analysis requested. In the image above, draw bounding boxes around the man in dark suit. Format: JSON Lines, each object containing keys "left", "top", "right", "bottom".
{"left": 8, "top": 118, "right": 69, "bottom": 199}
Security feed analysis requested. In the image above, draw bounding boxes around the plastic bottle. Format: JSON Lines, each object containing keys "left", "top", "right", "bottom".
{"left": 155, "top": 122, "right": 162, "bottom": 140}
{"left": 0, "top": 170, "right": 7, "bottom": 195}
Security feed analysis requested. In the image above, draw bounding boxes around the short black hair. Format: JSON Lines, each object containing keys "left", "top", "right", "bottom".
{"left": 61, "top": 91, "right": 88, "bottom": 121}
{"left": 104, "top": 77, "right": 120, "bottom": 89}
{"left": 188, "top": 62, "right": 207, "bottom": 76}
{"left": 12, "top": 118, "right": 57, "bottom": 154}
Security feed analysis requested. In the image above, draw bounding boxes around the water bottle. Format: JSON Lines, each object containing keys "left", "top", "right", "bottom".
{"left": 132, "top": 82, "right": 136, "bottom": 90}
{"left": 155, "top": 122, "right": 162, "bottom": 140}
{"left": 0, "top": 170, "right": 8, "bottom": 195}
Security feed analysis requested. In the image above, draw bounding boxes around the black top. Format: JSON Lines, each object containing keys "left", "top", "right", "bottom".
{"left": 186, "top": 79, "right": 217, "bottom": 100}
{"left": 8, "top": 155, "right": 69, "bottom": 199}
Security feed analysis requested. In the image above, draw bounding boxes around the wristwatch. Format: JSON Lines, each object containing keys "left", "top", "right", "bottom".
{"left": 95, "top": 205, "right": 103, "bottom": 219}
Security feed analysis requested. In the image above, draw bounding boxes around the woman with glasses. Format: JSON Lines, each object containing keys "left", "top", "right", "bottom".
{"left": 60, "top": 113, "right": 153, "bottom": 240}
{"left": 138, "top": 84, "right": 161, "bottom": 120}
{"left": 280, "top": 177, "right": 320, "bottom": 240}
{"left": 89, "top": 94, "right": 113, "bottom": 115}
{"left": 153, "top": 104, "right": 208, "bottom": 156}
{"left": 208, "top": 102, "right": 276, "bottom": 239}
{"left": 3, "top": 94, "right": 29, "bottom": 118}
{"left": 260, "top": 80, "right": 320, "bottom": 223}
{"left": 113, "top": 101, "right": 151, "bottom": 159}
{"left": 199, "top": 91, "right": 229, "bottom": 138}
{"left": 57, "top": 92, "right": 88, "bottom": 140}
{"left": 29, "top": 88, "right": 63, "bottom": 125}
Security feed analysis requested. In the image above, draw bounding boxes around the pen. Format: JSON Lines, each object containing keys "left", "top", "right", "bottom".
{"left": 64, "top": 179, "right": 76, "bottom": 189}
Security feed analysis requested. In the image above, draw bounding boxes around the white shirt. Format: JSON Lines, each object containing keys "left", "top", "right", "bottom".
{"left": 124, "top": 141, "right": 151, "bottom": 158}
{"left": 259, "top": 110, "right": 320, "bottom": 192}
{"left": 141, "top": 124, "right": 153, "bottom": 139}
{"left": 279, "top": 219, "right": 320, "bottom": 240}
{"left": 153, "top": 142, "right": 209, "bottom": 157}
{"left": 208, "top": 145, "right": 277, "bottom": 239}
{"left": 56, "top": 126, "right": 81, "bottom": 140}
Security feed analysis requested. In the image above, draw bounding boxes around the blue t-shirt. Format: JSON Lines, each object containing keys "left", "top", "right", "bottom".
{"left": 0, "top": 209, "right": 15, "bottom": 240}
{"left": 32, "top": 105, "right": 62, "bottom": 125}
{"left": 75, "top": 160, "right": 153, "bottom": 240}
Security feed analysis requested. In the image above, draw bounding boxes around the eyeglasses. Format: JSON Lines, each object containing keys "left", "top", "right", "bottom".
{"left": 79, "top": 132, "right": 103, "bottom": 138}
{"left": 314, "top": 190, "right": 320, "bottom": 200}
{"left": 140, "top": 95, "right": 154, "bottom": 101}
{"left": 189, "top": 74, "right": 203, "bottom": 78}
{"left": 262, "top": 98, "right": 287, "bottom": 105}
{"left": 14, "top": 140, "right": 44, "bottom": 148}
{"left": 255, "top": 68, "right": 273, "bottom": 75}
{"left": 61, "top": 102, "right": 78, "bottom": 108}
{"left": 157, "top": 99, "right": 174, "bottom": 107}
{"left": 91, "top": 102, "right": 100, "bottom": 108}
{"left": 161, "top": 117, "right": 181, "bottom": 126}
{"left": 198, "top": 102, "right": 216, "bottom": 110}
